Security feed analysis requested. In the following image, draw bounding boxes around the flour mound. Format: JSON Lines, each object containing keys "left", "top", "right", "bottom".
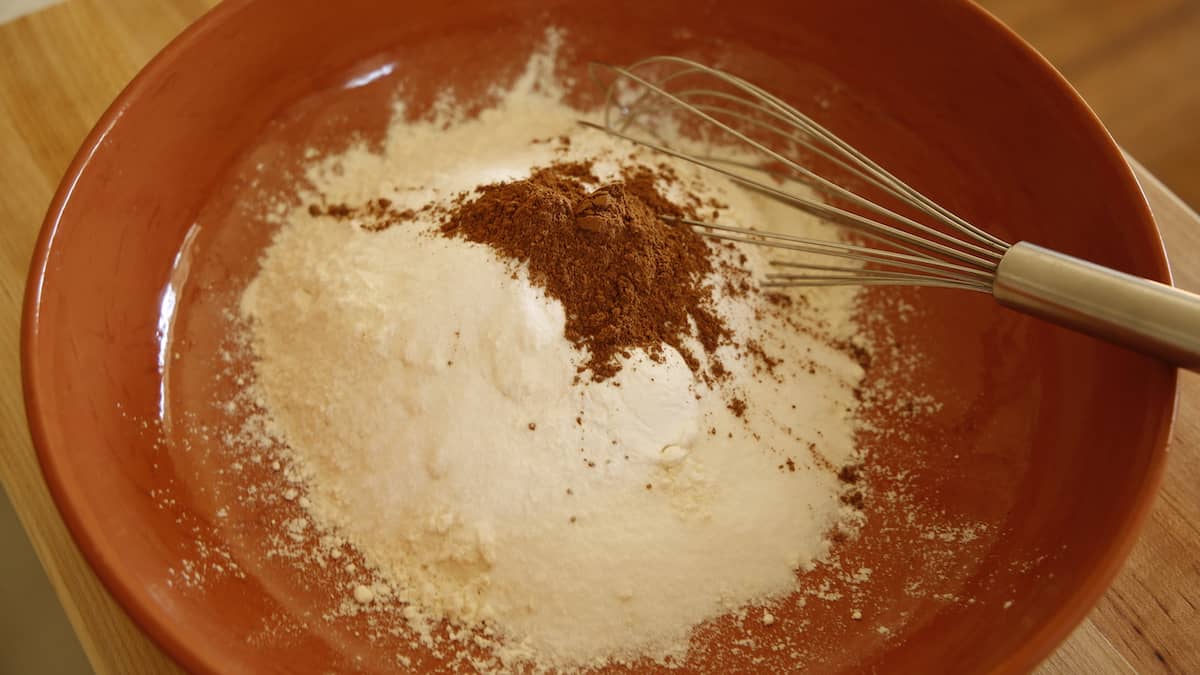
{"left": 237, "top": 31, "right": 867, "bottom": 671}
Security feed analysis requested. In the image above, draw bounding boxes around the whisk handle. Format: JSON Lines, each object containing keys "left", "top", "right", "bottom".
{"left": 994, "top": 241, "right": 1200, "bottom": 371}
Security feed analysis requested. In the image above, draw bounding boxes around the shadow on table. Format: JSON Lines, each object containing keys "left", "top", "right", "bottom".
{"left": 0, "top": 485, "right": 91, "bottom": 674}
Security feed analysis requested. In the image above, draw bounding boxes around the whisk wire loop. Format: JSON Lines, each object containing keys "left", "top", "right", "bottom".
{"left": 585, "top": 56, "right": 1021, "bottom": 290}
{"left": 578, "top": 120, "right": 1001, "bottom": 273}
{"left": 590, "top": 57, "right": 1010, "bottom": 260}
{"left": 674, "top": 218, "right": 993, "bottom": 286}
{"left": 583, "top": 56, "right": 1200, "bottom": 370}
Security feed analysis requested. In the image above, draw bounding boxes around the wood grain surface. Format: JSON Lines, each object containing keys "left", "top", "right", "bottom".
{"left": 0, "top": 1, "right": 1197, "bottom": 673}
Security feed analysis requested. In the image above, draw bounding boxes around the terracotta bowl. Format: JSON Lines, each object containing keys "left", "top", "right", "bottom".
{"left": 22, "top": 0, "right": 1176, "bottom": 673}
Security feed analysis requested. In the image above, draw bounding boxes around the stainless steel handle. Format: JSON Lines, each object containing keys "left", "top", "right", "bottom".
{"left": 994, "top": 241, "right": 1200, "bottom": 371}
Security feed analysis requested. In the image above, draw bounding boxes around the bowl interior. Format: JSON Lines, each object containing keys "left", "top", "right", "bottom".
{"left": 23, "top": 1, "right": 1175, "bottom": 673}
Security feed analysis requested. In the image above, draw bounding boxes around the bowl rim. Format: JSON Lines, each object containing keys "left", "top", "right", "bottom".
{"left": 20, "top": 0, "right": 1178, "bottom": 673}
{"left": 22, "top": 2, "right": 258, "bottom": 673}
{"left": 958, "top": 3, "right": 1178, "bottom": 673}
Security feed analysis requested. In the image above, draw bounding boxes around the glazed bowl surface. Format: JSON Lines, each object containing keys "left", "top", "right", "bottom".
{"left": 23, "top": 1, "right": 1176, "bottom": 672}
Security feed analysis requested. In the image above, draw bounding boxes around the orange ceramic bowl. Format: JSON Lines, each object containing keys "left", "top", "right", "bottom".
{"left": 23, "top": 1, "right": 1176, "bottom": 673}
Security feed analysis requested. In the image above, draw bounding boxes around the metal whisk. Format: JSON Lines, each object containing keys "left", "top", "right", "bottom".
{"left": 582, "top": 56, "right": 1200, "bottom": 371}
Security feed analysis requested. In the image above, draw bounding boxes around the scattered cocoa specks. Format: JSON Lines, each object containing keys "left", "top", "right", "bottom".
{"left": 838, "top": 465, "right": 861, "bottom": 484}
{"left": 764, "top": 292, "right": 795, "bottom": 309}
{"left": 528, "top": 422, "right": 537, "bottom": 431}
{"left": 308, "top": 197, "right": 420, "bottom": 232}
{"left": 710, "top": 360, "right": 729, "bottom": 381}
{"left": 806, "top": 442, "right": 834, "bottom": 472}
{"left": 728, "top": 397, "right": 747, "bottom": 418}
{"left": 834, "top": 339, "right": 873, "bottom": 371}
{"left": 745, "top": 339, "right": 782, "bottom": 375}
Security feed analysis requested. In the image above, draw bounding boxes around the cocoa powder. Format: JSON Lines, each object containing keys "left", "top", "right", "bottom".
{"left": 309, "top": 198, "right": 421, "bottom": 232}
{"left": 439, "top": 161, "right": 730, "bottom": 381}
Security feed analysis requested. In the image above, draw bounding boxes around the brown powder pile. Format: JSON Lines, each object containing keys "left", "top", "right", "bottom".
{"left": 439, "top": 161, "right": 730, "bottom": 381}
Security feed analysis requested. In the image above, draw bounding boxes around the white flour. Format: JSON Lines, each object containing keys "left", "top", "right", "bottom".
{"left": 236, "top": 31, "right": 868, "bottom": 670}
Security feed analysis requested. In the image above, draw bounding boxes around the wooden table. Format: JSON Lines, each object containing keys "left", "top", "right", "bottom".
{"left": 1, "top": 2, "right": 1197, "bottom": 673}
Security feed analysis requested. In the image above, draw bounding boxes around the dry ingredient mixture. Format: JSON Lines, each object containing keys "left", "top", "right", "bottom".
{"left": 227, "top": 32, "right": 877, "bottom": 671}
{"left": 439, "top": 162, "right": 728, "bottom": 381}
